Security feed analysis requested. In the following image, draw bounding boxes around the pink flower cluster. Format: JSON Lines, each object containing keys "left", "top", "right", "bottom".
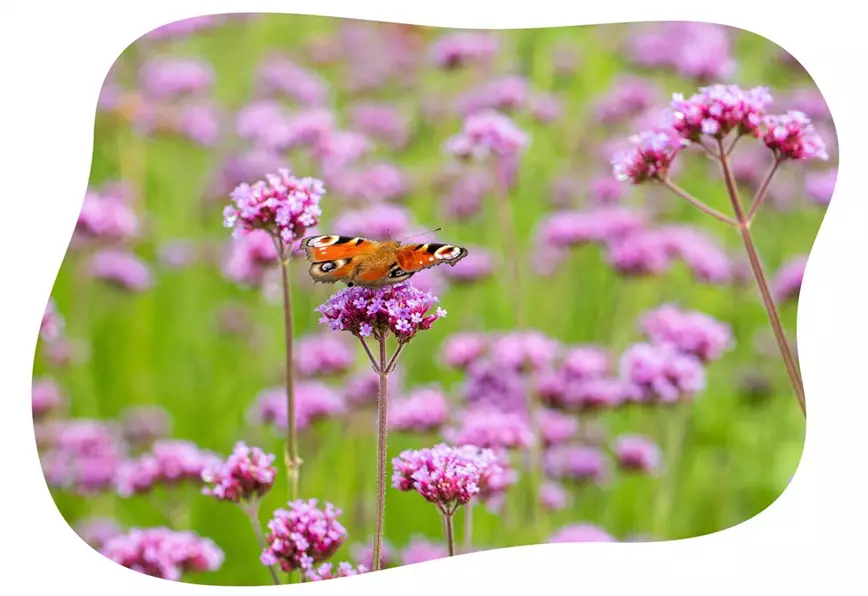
{"left": 87, "top": 249, "right": 153, "bottom": 293}
{"left": 222, "top": 169, "right": 325, "bottom": 245}
{"left": 612, "top": 434, "right": 661, "bottom": 474}
{"left": 544, "top": 444, "right": 610, "bottom": 484}
{"left": 392, "top": 443, "right": 498, "bottom": 514}
{"left": 639, "top": 303, "right": 734, "bottom": 363}
{"left": 625, "top": 22, "right": 736, "bottom": 81}
{"left": 40, "top": 298, "right": 65, "bottom": 343}
{"left": 444, "top": 406, "right": 534, "bottom": 451}
{"left": 260, "top": 499, "right": 348, "bottom": 572}
{"left": 669, "top": 84, "right": 773, "bottom": 141}
{"left": 330, "top": 203, "right": 412, "bottom": 240}
{"left": 761, "top": 111, "right": 829, "bottom": 161}
{"left": 618, "top": 342, "right": 706, "bottom": 403}
{"left": 611, "top": 129, "right": 688, "bottom": 184}
{"left": 76, "top": 187, "right": 141, "bottom": 243}
{"left": 294, "top": 333, "right": 355, "bottom": 378}
{"left": 115, "top": 439, "right": 220, "bottom": 497}
{"left": 222, "top": 229, "right": 279, "bottom": 287}
{"left": 430, "top": 31, "right": 499, "bottom": 70}
{"left": 316, "top": 282, "right": 446, "bottom": 343}
{"left": 100, "top": 527, "right": 224, "bottom": 581}
{"left": 41, "top": 419, "right": 125, "bottom": 494}
{"left": 200, "top": 442, "right": 277, "bottom": 504}
{"left": 444, "top": 109, "right": 528, "bottom": 161}
{"left": 389, "top": 385, "right": 450, "bottom": 433}
{"left": 772, "top": 255, "right": 807, "bottom": 303}
{"left": 32, "top": 377, "right": 65, "bottom": 419}
{"left": 548, "top": 523, "right": 616, "bottom": 543}
{"left": 249, "top": 381, "right": 347, "bottom": 431}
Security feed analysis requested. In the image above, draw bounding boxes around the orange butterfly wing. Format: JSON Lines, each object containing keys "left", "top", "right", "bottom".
{"left": 300, "top": 235, "right": 380, "bottom": 262}
{"left": 395, "top": 242, "right": 468, "bottom": 273}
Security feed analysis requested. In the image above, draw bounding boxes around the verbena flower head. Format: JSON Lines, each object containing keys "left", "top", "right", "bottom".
{"left": 490, "top": 330, "right": 561, "bottom": 372}
{"left": 32, "top": 377, "right": 65, "bottom": 419}
{"left": 444, "top": 109, "right": 528, "bottom": 161}
{"left": 260, "top": 499, "right": 348, "bottom": 572}
{"left": 544, "top": 444, "right": 610, "bottom": 485}
{"left": 639, "top": 304, "right": 734, "bottom": 363}
{"left": 295, "top": 332, "right": 355, "bottom": 378}
{"left": 249, "top": 381, "right": 347, "bottom": 431}
{"left": 443, "top": 406, "right": 534, "bottom": 451}
{"left": 100, "top": 527, "right": 224, "bottom": 581}
{"left": 392, "top": 443, "right": 498, "bottom": 514}
{"left": 315, "top": 282, "right": 446, "bottom": 344}
{"left": 390, "top": 385, "right": 450, "bottom": 434}
{"left": 41, "top": 419, "right": 125, "bottom": 494}
{"left": 119, "top": 405, "right": 172, "bottom": 449}
{"left": 304, "top": 561, "right": 369, "bottom": 582}
{"left": 619, "top": 342, "right": 707, "bottom": 402}
{"left": 222, "top": 168, "right": 325, "bottom": 245}
{"left": 139, "top": 57, "right": 214, "bottom": 101}
{"left": 350, "top": 539, "right": 396, "bottom": 570}
{"left": 612, "top": 129, "right": 688, "bottom": 184}
{"left": 772, "top": 254, "right": 808, "bottom": 303}
{"left": 761, "top": 111, "right": 829, "bottom": 161}
{"left": 613, "top": 434, "right": 662, "bottom": 474}
{"left": 539, "top": 481, "right": 570, "bottom": 511}
{"left": 201, "top": 441, "right": 277, "bottom": 504}
{"left": 88, "top": 249, "right": 153, "bottom": 292}
{"left": 538, "top": 408, "right": 578, "bottom": 447}
{"left": 75, "top": 516, "right": 123, "bottom": 550}
{"left": 77, "top": 189, "right": 141, "bottom": 243}
{"left": 429, "top": 31, "right": 499, "bottom": 70}
{"left": 115, "top": 439, "right": 220, "bottom": 497}
{"left": 549, "top": 523, "right": 616, "bottom": 543}
{"left": 440, "top": 331, "right": 489, "bottom": 370}
{"left": 805, "top": 167, "right": 837, "bottom": 205}
{"left": 669, "top": 84, "right": 774, "bottom": 141}
{"left": 401, "top": 537, "right": 448, "bottom": 565}
{"left": 40, "top": 298, "right": 65, "bottom": 343}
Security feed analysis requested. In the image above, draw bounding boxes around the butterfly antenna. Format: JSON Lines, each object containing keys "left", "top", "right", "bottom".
{"left": 400, "top": 227, "right": 442, "bottom": 242}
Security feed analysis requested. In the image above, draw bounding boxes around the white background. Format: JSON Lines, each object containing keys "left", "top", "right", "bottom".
{"left": 1, "top": 0, "right": 865, "bottom": 593}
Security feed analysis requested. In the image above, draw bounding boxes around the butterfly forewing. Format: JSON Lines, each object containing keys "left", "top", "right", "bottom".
{"left": 300, "top": 235, "right": 380, "bottom": 262}
{"left": 395, "top": 243, "right": 468, "bottom": 272}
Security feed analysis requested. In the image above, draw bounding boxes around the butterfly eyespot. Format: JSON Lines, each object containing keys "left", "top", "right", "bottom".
{"left": 320, "top": 262, "right": 336, "bottom": 272}
{"left": 347, "top": 282, "right": 355, "bottom": 287}
{"left": 434, "top": 245, "right": 464, "bottom": 260}
{"left": 389, "top": 267, "right": 407, "bottom": 278}
{"left": 308, "top": 235, "right": 340, "bottom": 248}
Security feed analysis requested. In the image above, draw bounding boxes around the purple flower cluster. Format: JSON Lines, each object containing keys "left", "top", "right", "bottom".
{"left": 440, "top": 331, "right": 489, "bottom": 370}
{"left": 32, "top": 377, "right": 65, "bottom": 419}
{"left": 222, "top": 169, "right": 325, "bottom": 245}
{"left": 612, "top": 434, "right": 661, "bottom": 474}
{"left": 444, "top": 109, "right": 528, "bottom": 161}
{"left": 669, "top": 84, "right": 773, "bottom": 141}
{"left": 119, "top": 405, "right": 172, "bottom": 449}
{"left": 761, "top": 111, "right": 829, "bottom": 161}
{"left": 40, "top": 298, "right": 65, "bottom": 343}
{"left": 139, "top": 57, "right": 214, "bottom": 101}
{"left": 639, "top": 303, "right": 734, "bottom": 362}
{"left": 76, "top": 187, "right": 141, "bottom": 243}
{"left": 772, "top": 255, "right": 808, "bottom": 303}
{"left": 618, "top": 342, "right": 706, "bottom": 403}
{"left": 544, "top": 444, "right": 610, "bottom": 484}
{"left": 548, "top": 523, "right": 616, "bottom": 543}
{"left": 315, "top": 282, "right": 446, "bottom": 343}
{"left": 430, "top": 31, "right": 499, "bottom": 70}
{"left": 304, "top": 561, "right": 369, "bottom": 581}
{"left": 392, "top": 443, "right": 498, "bottom": 514}
{"left": 201, "top": 442, "right": 277, "bottom": 504}
{"left": 256, "top": 55, "right": 330, "bottom": 106}
{"left": 295, "top": 333, "right": 356, "bottom": 378}
{"left": 87, "top": 249, "right": 153, "bottom": 292}
{"left": 222, "top": 229, "right": 279, "bottom": 286}
{"left": 611, "top": 129, "right": 688, "bottom": 184}
{"left": 330, "top": 203, "right": 412, "bottom": 240}
{"left": 401, "top": 537, "right": 448, "bottom": 565}
{"left": 444, "top": 406, "right": 534, "bottom": 451}
{"left": 115, "top": 439, "right": 220, "bottom": 497}
{"left": 100, "top": 527, "right": 224, "bottom": 580}
{"left": 249, "top": 382, "right": 346, "bottom": 431}
{"left": 260, "top": 499, "right": 348, "bottom": 572}
{"left": 389, "top": 385, "right": 450, "bottom": 433}
{"left": 75, "top": 517, "right": 123, "bottom": 550}
{"left": 41, "top": 419, "right": 125, "bottom": 494}
{"left": 625, "top": 22, "right": 736, "bottom": 81}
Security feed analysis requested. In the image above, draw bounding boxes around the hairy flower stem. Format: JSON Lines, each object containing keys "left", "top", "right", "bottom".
{"left": 443, "top": 511, "right": 456, "bottom": 556}
{"left": 369, "top": 335, "right": 398, "bottom": 572}
{"left": 717, "top": 142, "right": 806, "bottom": 416}
{"left": 276, "top": 241, "right": 302, "bottom": 499}
{"left": 243, "top": 504, "right": 281, "bottom": 586}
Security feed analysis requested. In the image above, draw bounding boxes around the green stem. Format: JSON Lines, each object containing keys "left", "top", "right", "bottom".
{"left": 276, "top": 242, "right": 302, "bottom": 499}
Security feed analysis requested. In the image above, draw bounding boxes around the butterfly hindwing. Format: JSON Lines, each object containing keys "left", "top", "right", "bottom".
{"left": 395, "top": 242, "right": 468, "bottom": 273}
{"left": 300, "top": 235, "right": 380, "bottom": 262}
{"left": 308, "top": 258, "right": 357, "bottom": 285}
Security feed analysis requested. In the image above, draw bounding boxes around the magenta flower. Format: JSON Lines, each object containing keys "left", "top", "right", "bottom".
{"left": 549, "top": 523, "right": 616, "bottom": 543}
{"left": 350, "top": 540, "right": 396, "bottom": 570}
{"left": 88, "top": 249, "right": 153, "bottom": 292}
{"left": 539, "top": 481, "right": 570, "bottom": 511}
{"left": 660, "top": 225, "right": 736, "bottom": 284}
{"left": 625, "top": 22, "right": 736, "bottom": 81}
{"left": 475, "top": 448, "right": 519, "bottom": 509}
{"left": 114, "top": 439, "right": 220, "bottom": 497}
{"left": 639, "top": 304, "right": 734, "bottom": 363}
{"left": 256, "top": 55, "right": 330, "bottom": 106}
{"left": 401, "top": 537, "right": 448, "bottom": 565}
{"left": 315, "top": 282, "right": 446, "bottom": 344}
{"left": 613, "top": 434, "right": 661, "bottom": 474}
{"left": 805, "top": 168, "right": 837, "bottom": 205}
{"left": 771, "top": 255, "right": 808, "bottom": 303}
{"left": 444, "top": 109, "right": 528, "bottom": 161}
{"left": 529, "top": 92, "right": 563, "bottom": 123}
{"left": 596, "top": 76, "right": 659, "bottom": 124}
{"left": 331, "top": 203, "right": 412, "bottom": 240}
{"left": 490, "top": 330, "right": 561, "bottom": 373}
{"left": 295, "top": 333, "right": 355, "bottom": 378}
{"left": 222, "top": 229, "right": 279, "bottom": 287}
{"left": 390, "top": 385, "right": 450, "bottom": 434}
{"left": 440, "top": 332, "right": 489, "bottom": 371}
{"left": 612, "top": 129, "right": 688, "bottom": 184}
{"left": 260, "top": 499, "right": 348, "bottom": 572}
{"left": 538, "top": 372, "right": 634, "bottom": 412}
{"left": 589, "top": 175, "right": 629, "bottom": 205}
{"left": 619, "top": 342, "right": 707, "bottom": 402}
{"left": 392, "top": 443, "right": 498, "bottom": 515}
{"left": 761, "top": 111, "right": 829, "bottom": 161}
{"left": 76, "top": 188, "right": 141, "bottom": 243}
{"left": 32, "top": 377, "right": 65, "bottom": 419}
{"left": 461, "top": 359, "right": 527, "bottom": 413}
{"left": 222, "top": 168, "right": 325, "bottom": 246}
{"left": 544, "top": 444, "right": 610, "bottom": 484}
{"left": 536, "top": 207, "right": 648, "bottom": 250}
{"left": 457, "top": 75, "right": 529, "bottom": 115}
{"left": 561, "top": 345, "right": 612, "bottom": 380}
{"left": 329, "top": 162, "right": 411, "bottom": 204}
{"left": 75, "top": 517, "right": 124, "bottom": 550}
{"left": 119, "top": 405, "right": 172, "bottom": 449}
{"left": 41, "top": 419, "right": 124, "bottom": 494}
{"left": 209, "top": 148, "right": 288, "bottom": 198}
{"left": 444, "top": 406, "right": 534, "bottom": 451}
{"left": 429, "top": 31, "right": 499, "bottom": 70}
{"left": 249, "top": 381, "right": 347, "bottom": 431}
{"left": 40, "top": 298, "right": 65, "bottom": 343}
{"left": 669, "top": 84, "right": 773, "bottom": 141}
{"left": 349, "top": 102, "right": 410, "bottom": 149}
{"left": 538, "top": 408, "right": 578, "bottom": 447}
{"left": 100, "top": 527, "right": 224, "bottom": 581}
{"left": 201, "top": 442, "right": 277, "bottom": 504}
{"left": 606, "top": 228, "right": 673, "bottom": 277}
{"left": 139, "top": 57, "right": 214, "bottom": 101}
{"left": 344, "top": 368, "right": 404, "bottom": 409}
{"left": 304, "top": 561, "right": 369, "bottom": 581}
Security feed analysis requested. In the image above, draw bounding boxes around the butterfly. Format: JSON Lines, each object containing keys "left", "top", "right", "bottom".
{"left": 299, "top": 233, "right": 468, "bottom": 288}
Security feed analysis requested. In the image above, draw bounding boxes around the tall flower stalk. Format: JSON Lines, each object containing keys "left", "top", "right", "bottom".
{"left": 315, "top": 282, "right": 449, "bottom": 570}
{"left": 223, "top": 168, "right": 325, "bottom": 497}
{"left": 611, "top": 85, "right": 828, "bottom": 417}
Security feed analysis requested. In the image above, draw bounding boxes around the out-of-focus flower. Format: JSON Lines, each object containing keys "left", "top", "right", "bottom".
{"left": 639, "top": 304, "right": 734, "bottom": 363}
{"left": 256, "top": 55, "right": 329, "bottom": 106}
{"left": 538, "top": 408, "right": 578, "bottom": 447}
{"left": 401, "top": 537, "right": 448, "bottom": 565}
{"left": 539, "top": 481, "right": 571, "bottom": 511}
{"left": 771, "top": 255, "right": 808, "bottom": 303}
{"left": 596, "top": 76, "right": 659, "bottom": 124}
{"left": 344, "top": 368, "right": 404, "bottom": 409}
{"left": 439, "top": 248, "right": 494, "bottom": 285}
{"left": 624, "top": 22, "right": 736, "bottom": 81}
{"left": 529, "top": 92, "right": 563, "bottom": 123}
{"left": 40, "top": 298, "right": 65, "bottom": 343}
{"left": 390, "top": 385, "right": 450, "bottom": 434}
{"left": 536, "top": 207, "right": 648, "bottom": 249}
{"left": 114, "top": 440, "right": 220, "bottom": 497}
{"left": 32, "top": 377, "right": 65, "bottom": 419}
{"left": 544, "top": 444, "right": 610, "bottom": 484}
{"left": 461, "top": 359, "right": 527, "bottom": 413}
{"left": 440, "top": 332, "right": 489, "bottom": 371}
{"left": 350, "top": 539, "right": 396, "bottom": 570}
{"left": 295, "top": 333, "right": 356, "bottom": 378}
{"left": 444, "top": 406, "right": 534, "bottom": 451}
{"left": 260, "top": 499, "right": 347, "bottom": 572}
{"left": 249, "top": 382, "right": 347, "bottom": 431}
{"left": 328, "top": 162, "right": 411, "bottom": 204}
{"left": 222, "top": 229, "right": 279, "bottom": 287}
{"left": 139, "top": 57, "right": 214, "bottom": 101}
{"left": 75, "top": 517, "right": 124, "bottom": 551}
{"left": 101, "top": 527, "right": 224, "bottom": 580}
{"left": 490, "top": 330, "right": 561, "bottom": 373}
{"left": 119, "top": 405, "right": 172, "bottom": 449}
{"left": 761, "top": 111, "right": 829, "bottom": 161}
{"left": 315, "top": 282, "right": 446, "bottom": 344}
{"left": 804, "top": 168, "right": 837, "bottom": 205}
{"left": 304, "top": 561, "right": 369, "bottom": 581}
{"left": 548, "top": 523, "right": 616, "bottom": 543}
{"left": 444, "top": 109, "right": 528, "bottom": 161}
{"left": 41, "top": 419, "right": 125, "bottom": 494}
{"left": 619, "top": 342, "right": 707, "bottom": 403}
{"left": 201, "top": 442, "right": 277, "bottom": 504}
{"left": 429, "top": 31, "right": 499, "bottom": 70}
{"left": 223, "top": 169, "right": 324, "bottom": 246}
{"left": 349, "top": 102, "right": 410, "bottom": 149}
{"left": 331, "top": 203, "right": 412, "bottom": 240}
{"left": 77, "top": 188, "right": 141, "bottom": 243}
{"left": 612, "top": 129, "right": 688, "bottom": 184}
{"left": 613, "top": 434, "right": 661, "bottom": 474}
{"left": 88, "top": 249, "right": 153, "bottom": 292}
{"left": 457, "top": 75, "right": 529, "bottom": 115}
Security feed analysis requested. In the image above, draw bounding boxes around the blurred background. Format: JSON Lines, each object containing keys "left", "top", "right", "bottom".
{"left": 33, "top": 14, "right": 832, "bottom": 586}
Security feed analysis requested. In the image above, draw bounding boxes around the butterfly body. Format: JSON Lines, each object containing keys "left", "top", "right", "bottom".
{"left": 300, "top": 234, "right": 468, "bottom": 288}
